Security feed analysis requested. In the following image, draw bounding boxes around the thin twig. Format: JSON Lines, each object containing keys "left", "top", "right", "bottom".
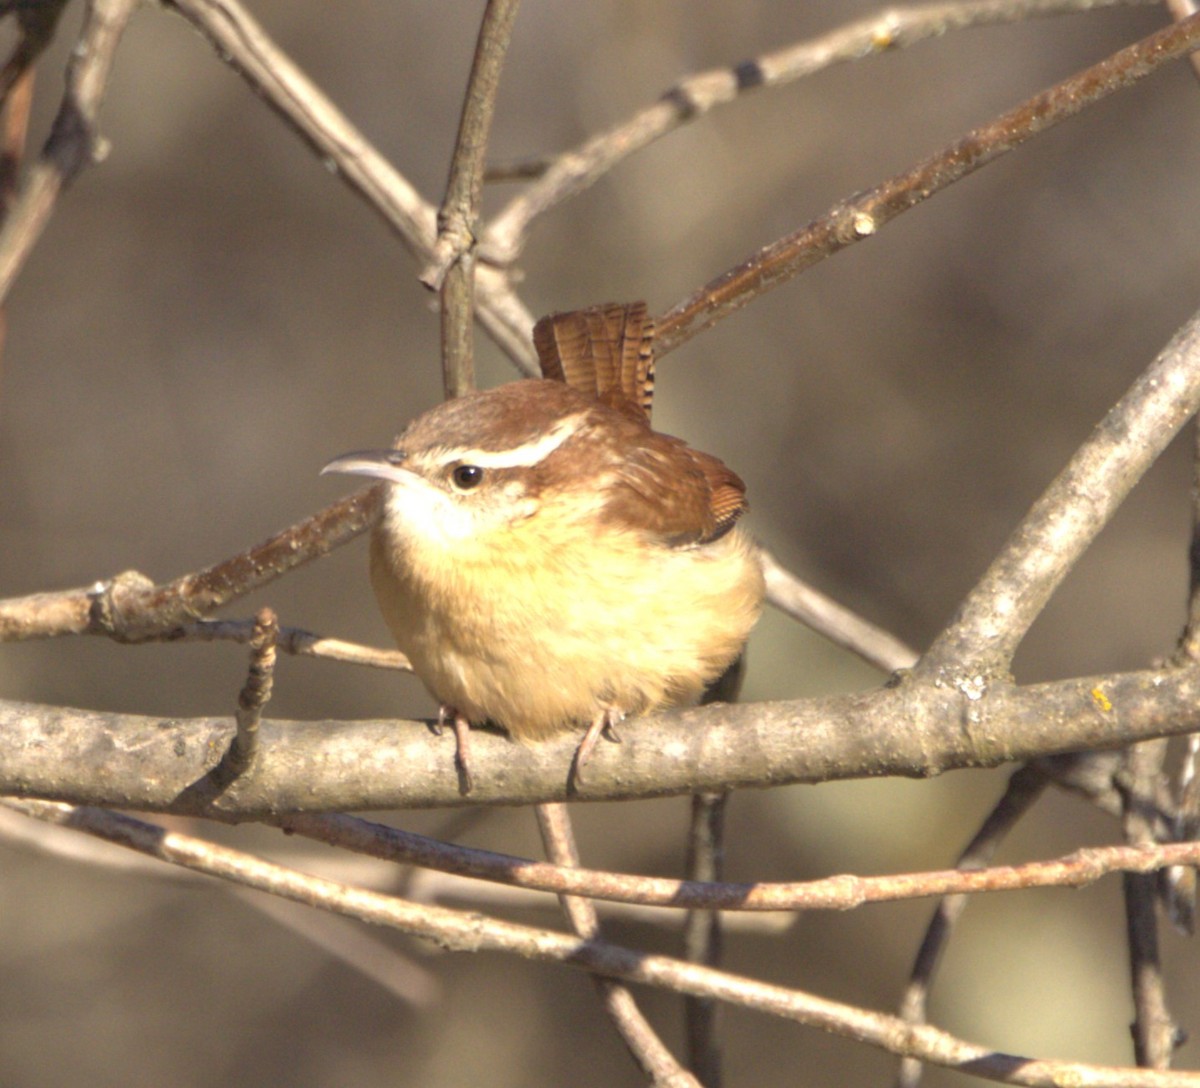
{"left": 653, "top": 13, "right": 1200, "bottom": 359}
{"left": 536, "top": 802, "right": 699, "bottom": 1088}
{"left": 422, "top": 0, "right": 521, "bottom": 290}
{"left": 169, "top": 618, "right": 412, "bottom": 672}
{"left": 7, "top": 798, "right": 1200, "bottom": 1088}
{"left": 211, "top": 607, "right": 278, "bottom": 785}
{"left": 920, "top": 303, "right": 1200, "bottom": 677}
{"left": 480, "top": 0, "right": 1157, "bottom": 265}
{"left": 0, "top": 486, "right": 381, "bottom": 642}
{"left": 1120, "top": 742, "right": 1182, "bottom": 1070}
{"left": 683, "top": 792, "right": 726, "bottom": 1086}
{"left": 0, "top": 0, "right": 140, "bottom": 304}
{"left": 423, "top": 0, "right": 521, "bottom": 398}
{"left": 161, "top": 0, "right": 540, "bottom": 377}
{"left": 280, "top": 809, "right": 1200, "bottom": 913}
{"left": 760, "top": 547, "right": 918, "bottom": 673}
{"left": 895, "top": 764, "right": 1050, "bottom": 1088}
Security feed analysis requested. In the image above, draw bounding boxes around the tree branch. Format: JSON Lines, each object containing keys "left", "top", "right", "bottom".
{"left": 481, "top": 0, "right": 1157, "bottom": 266}
{"left": 0, "top": 0, "right": 140, "bottom": 303}
{"left": 160, "top": 0, "right": 540, "bottom": 377}
{"left": 0, "top": 486, "right": 381, "bottom": 642}
{"left": 6, "top": 798, "right": 1200, "bottom": 1088}
{"left": 653, "top": 12, "right": 1200, "bottom": 358}
{"left": 4, "top": 664, "right": 1200, "bottom": 814}
{"left": 920, "top": 303, "right": 1200, "bottom": 677}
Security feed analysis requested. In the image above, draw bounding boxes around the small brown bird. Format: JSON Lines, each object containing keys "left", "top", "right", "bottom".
{"left": 323, "top": 302, "right": 763, "bottom": 788}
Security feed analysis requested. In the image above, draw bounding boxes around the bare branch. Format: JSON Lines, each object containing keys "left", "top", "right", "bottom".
{"left": 895, "top": 765, "right": 1049, "bottom": 1088}
{"left": 6, "top": 663, "right": 1200, "bottom": 813}
{"left": 160, "top": 0, "right": 540, "bottom": 377}
{"left": 0, "top": 0, "right": 140, "bottom": 304}
{"left": 481, "top": 0, "right": 1157, "bottom": 265}
{"left": 6, "top": 798, "right": 1200, "bottom": 1088}
{"left": 653, "top": 13, "right": 1200, "bottom": 358}
{"left": 760, "top": 547, "right": 918, "bottom": 673}
{"left": 280, "top": 809, "right": 1200, "bottom": 915}
{"left": 1120, "top": 742, "right": 1183, "bottom": 1069}
{"left": 921, "top": 304, "right": 1200, "bottom": 677}
{"left": 423, "top": 0, "right": 519, "bottom": 288}
{"left": 536, "top": 802, "right": 699, "bottom": 1087}
{"left": 428, "top": 0, "right": 522, "bottom": 396}
{"left": 0, "top": 486, "right": 381, "bottom": 642}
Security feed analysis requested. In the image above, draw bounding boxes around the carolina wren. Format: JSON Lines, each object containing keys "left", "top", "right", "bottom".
{"left": 323, "top": 302, "right": 763, "bottom": 789}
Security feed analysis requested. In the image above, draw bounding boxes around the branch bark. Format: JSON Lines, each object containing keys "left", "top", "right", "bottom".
{"left": 6, "top": 798, "right": 1200, "bottom": 1088}
{"left": 653, "top": 12, "right": 1200, "bottom": 358}
{"left": 4, "top": 664, "right": 1200, "bottom": 814}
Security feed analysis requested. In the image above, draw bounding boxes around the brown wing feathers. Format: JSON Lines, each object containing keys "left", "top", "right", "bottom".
{"left": 533, "top": 302, "right": 655, "bottom": 423}
{"left": 534, "top": 301, "right": 747, "bottom": 545}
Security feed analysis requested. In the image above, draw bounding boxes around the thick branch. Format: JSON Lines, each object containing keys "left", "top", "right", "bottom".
{"left": 3, "top": 665, "right": 1200, "bottom": 814}
{"left": 921, "top": 304, "right": 1200, "bottom": 676}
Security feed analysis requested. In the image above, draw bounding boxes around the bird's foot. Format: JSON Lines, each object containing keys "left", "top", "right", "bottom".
{"left": 435, "top": 704, "right": 474, "bottom": 795}
{"left": 571, "top": 707, "right": 625, "bottom": 788}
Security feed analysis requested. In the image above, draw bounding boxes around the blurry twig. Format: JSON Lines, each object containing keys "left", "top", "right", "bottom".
{"left": 895, "top": 764, "right": 1049, "bottom": 1088}
{"left": 7, "top": 798, "right": 1200, "bottom": 1088}
{"left": 424, "top": 0, "right": 522, "bottom": 398}
{"left": 0, "top": 0, "right": 140, "bottom": 304}
{"left": 162, "top": 0, "right": 540, "bottom": 377}
{"left": 536, "top": 802, "right": 699, "bottom": 1088}
{"left": 1120, "top": 742, "right": 1183, "bottom": 1070}
{"left": 1166, "top": 0, "right": 1200, "bottom": 81}
{"left": 0, "top": 0, "right": 69, "bottom": 101}
{"left": 759, "top": 547, "right": 918, "bottom": 673}
{"left": 480, "top": 0, "right": 1156, "bottom": 265}
{"left": 653, "top": 13, "right": 1200, "bottom": 359}
{"left": 0, "top": 802, "right": 441, "bottom": 1007}
{"left": 683, "top": 792, "right": 726, "bottom": 1086}
{"left": 0, "top": 49, "right": 34, "bottom": 394}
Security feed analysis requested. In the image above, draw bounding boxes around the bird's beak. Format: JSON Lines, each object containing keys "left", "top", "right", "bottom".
{"left": 320, "top": 449, "right": 411, "bottom": 485}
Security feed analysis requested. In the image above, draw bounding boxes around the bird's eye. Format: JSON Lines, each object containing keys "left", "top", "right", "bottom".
{"left": 451, "top": 464, "right": 484, "bottom": 490}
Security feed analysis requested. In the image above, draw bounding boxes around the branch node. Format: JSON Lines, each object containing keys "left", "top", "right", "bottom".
{"left": 85, "top": 569, "right": 155, "bottom": 639}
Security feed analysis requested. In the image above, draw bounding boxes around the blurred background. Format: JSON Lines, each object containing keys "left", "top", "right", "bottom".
{"left": 2, "top": 1, "right": 1199, "bottom": 1084}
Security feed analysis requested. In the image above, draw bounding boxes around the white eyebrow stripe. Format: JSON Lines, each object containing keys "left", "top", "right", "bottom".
{"left": 440, "top": 412, "right": 586, "bottom": 469}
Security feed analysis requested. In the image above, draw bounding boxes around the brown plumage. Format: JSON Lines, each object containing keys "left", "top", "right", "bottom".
{"left": 323, "top": 301, "right": 764, "bottom": 785}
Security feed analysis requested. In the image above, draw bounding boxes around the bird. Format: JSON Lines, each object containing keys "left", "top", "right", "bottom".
{"left": 322, "top": 302, "right": 764, "bottom": 790}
